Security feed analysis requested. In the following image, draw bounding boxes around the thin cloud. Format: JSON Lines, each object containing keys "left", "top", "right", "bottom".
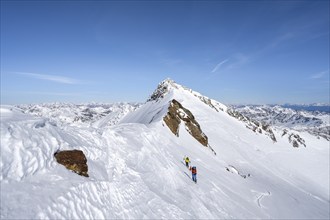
{"left": 217, "top": 33, "right": 295, "bottom": 72}
{"left": 224, "top": 32, "right": 298, "bottom": 70}
{"left": 15, "top": 72, "right": 81, "bottom": 84}
{"left": 227, "top": 53, "right": 251, "bottom": 69}
{"left": 269, "top": 32, "right": 295, "bottom": 49}
{"left": 211, "top": 59, "right": 229, "bottom": 73}
{"left": 310, "top": 70, "right": 328, "bottom": 79}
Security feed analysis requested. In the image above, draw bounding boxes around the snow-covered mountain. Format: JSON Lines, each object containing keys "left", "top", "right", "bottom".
{"left": 232, "top": 105, "right": 330, "bottom": 141}
{"left": 16, "top": 102, "right": 141, "bottom": 128}
{"left": 1, "top": 79, "right": 329, "bottom": 219}
{"left": 282, "top": 103, "right": 330, "bottom": 112}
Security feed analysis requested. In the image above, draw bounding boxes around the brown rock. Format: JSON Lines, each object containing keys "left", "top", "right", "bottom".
{"left": 185, "top": 121, "right": 208, "bottom": 146}
{"left": 54, "top": 150, "right": 89, "bottom": 177}
{"left": 163, "top": 99, "right": 208, "bottom": 146}
{"left": 163, "top": 112, "right": 181, "bottom": 136}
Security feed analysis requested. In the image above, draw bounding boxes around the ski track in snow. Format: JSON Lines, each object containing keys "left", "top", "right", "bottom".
{"left": 254, "top": 190, "right": 271, "bottom": 208}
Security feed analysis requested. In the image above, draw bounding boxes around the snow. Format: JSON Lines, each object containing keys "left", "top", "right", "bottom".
{"left": 1, "top": 80, "right": 329, "bottom": 219}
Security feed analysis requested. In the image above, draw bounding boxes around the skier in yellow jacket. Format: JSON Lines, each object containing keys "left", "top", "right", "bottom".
{"left": 183, "top": 156, "right": 190, "bottom": 168}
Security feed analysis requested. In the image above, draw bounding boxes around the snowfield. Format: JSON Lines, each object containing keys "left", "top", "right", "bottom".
{"left": 1, "top": 79, "right": 329, "bottom": 219}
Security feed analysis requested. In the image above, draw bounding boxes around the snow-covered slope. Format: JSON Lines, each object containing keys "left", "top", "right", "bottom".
{"left": 1, "top": 79, "right": 329, "bottom": 219}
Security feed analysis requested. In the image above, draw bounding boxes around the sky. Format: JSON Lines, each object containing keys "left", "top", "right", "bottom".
{"left": 1, "top": 0, "right": 329, "bottom": 105}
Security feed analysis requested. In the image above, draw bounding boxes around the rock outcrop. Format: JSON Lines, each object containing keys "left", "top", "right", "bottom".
{"left": 54, "top": 150, "right": 89, "bottom": 177}
{"left": 282, "top": 129, "right": 306, "bottom": 147}
{"left": 289, "top": 133, "right": 306, "bottom": 148}
{"left": 147, "top": 79, "right": 174, "bottom": 102}
{"left": 163, "top": 99, "right": 208, "bottom": 146}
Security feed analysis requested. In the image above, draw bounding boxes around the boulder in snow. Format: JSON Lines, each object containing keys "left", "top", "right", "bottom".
{"left": 54, "top": 150, "right": 89, "bottom": 177}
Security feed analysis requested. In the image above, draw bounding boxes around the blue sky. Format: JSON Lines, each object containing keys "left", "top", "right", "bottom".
{"left": 1, "top": 0, "right": 329, "bottom": 105}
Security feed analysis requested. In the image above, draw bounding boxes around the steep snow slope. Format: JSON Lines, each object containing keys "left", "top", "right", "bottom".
{"left": 1, "top": 79, "right": 329, "bottom": 219}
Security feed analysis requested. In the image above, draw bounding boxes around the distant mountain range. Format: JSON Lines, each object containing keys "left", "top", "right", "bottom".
{"left": 281, "top": 104, "right": 330, "bottom": 113}
{"left": 16, "top": 101, "right": 329, "bottom": 141}
{"left": 17, "top": 102, "right": 141, "bottom": 128}
{"left": 233, "top": 104, "right": 330, "bottom": 113}
{"left": 231, "top": 104, "right": 329, "bottom": 141}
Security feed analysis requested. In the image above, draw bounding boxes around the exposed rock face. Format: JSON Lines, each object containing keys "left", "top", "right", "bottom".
{"left": 282, "top": 129, "right": 306, "bottom": 147}
{"left": 164, "top": 99, "right": 208, "bottom": 146}
{"left": 54, "top": 150, "right": 89, "bottom": 177}
{"left": 163, "top": 101, "right": 181, "bottom": 136}
{"left": 185, "top": 120, "right": 208, "bottom": 147}
{"left": 147, "top": 79, "right": 175, "bottom": 102}
{"left": 289, "top": 133, "right": 306, "bottom": 148}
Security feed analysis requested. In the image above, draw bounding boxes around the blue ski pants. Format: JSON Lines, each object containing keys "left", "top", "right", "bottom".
{"left": 192, "top": 173, "right": 197, "bottom": 182}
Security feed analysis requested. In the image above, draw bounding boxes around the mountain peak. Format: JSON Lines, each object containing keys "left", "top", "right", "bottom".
{"left": 147, "top": 78, "right": 179, "bottom": 102}
{"left": 161, "top": 78, "right": 175, "bottom": 85}
{"left": 159, "top": 78, "right": 180, "bottom": 90}
{"left": 147, "top": 78, "right": 228, "bottom": 113}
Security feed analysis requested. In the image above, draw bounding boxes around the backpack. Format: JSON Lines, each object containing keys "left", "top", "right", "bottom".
{"left": 192, "top": 166, "right": 197, "bottom": 174}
